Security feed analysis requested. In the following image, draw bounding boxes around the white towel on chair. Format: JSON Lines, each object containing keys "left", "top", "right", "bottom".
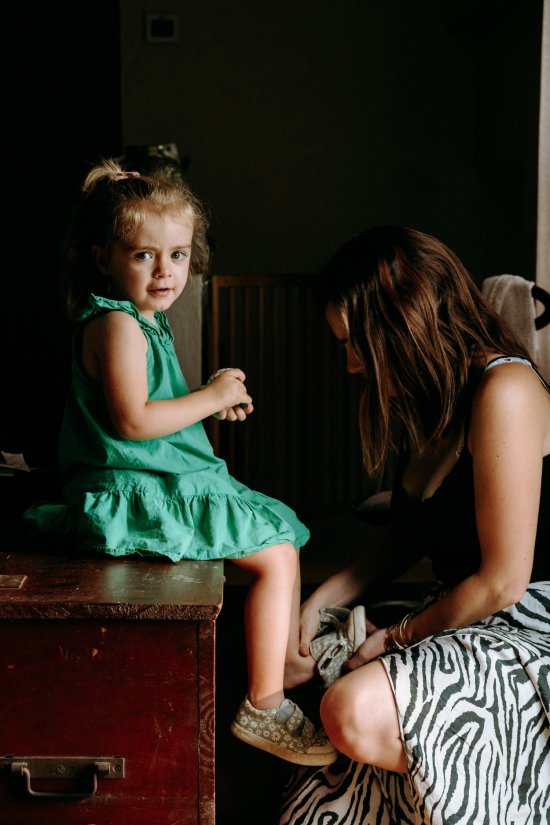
{"left": 481, "top": 274, "right": 538, "bottom": 360}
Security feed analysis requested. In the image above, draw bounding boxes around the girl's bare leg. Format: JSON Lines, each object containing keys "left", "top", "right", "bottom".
{"left": 230, "top": 542, "right": 297, "bottom": 710}
{"left": 320, "top": 660, "right": 406, "bottom": 771}
{"left": 284, "top": 550, "right": 316, "bottom": 689}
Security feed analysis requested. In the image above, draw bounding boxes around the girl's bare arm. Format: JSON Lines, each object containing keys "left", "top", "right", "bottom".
{"left": 83, "top": 311, "right": 252, "bottom": 440}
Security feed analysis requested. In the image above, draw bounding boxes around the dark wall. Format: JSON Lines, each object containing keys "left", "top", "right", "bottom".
{"left": 2, "top": 2, "right": 122, "bottom": 459}
{"left": 121, "top": 0, "right": 542, "bottom": 282}
{"left": 469, "top": 1, "right": 542, "bottom": 278}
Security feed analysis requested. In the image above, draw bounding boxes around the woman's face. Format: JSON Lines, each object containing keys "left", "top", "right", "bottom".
{"left": 325, "top": 304, "right": 364, "bottom": 374}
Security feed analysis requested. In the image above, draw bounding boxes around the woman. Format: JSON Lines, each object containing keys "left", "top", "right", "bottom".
{"left": 281, "top": 226, "right": 550, "bottom": 824}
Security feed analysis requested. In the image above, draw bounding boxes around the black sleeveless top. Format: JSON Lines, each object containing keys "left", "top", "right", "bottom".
{"left": 391, "top": 359, "right": 550, "bottom": 587}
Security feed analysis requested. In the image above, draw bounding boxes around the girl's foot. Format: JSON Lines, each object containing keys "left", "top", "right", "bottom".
{"left": 230, "top": 696, "right": 338, "bottom": 766}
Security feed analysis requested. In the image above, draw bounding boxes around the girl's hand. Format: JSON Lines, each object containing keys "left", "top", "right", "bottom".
{"left": 213, "top": 402, "right": 254, "bottom": 422}
{"left": 346, "top": 627, "right": 386, "bottom": 670}
{"left": 206, "top": 368, "right": 253, "bottom": 421}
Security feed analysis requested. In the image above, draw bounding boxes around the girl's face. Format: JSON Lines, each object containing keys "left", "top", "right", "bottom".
{"left": 94, "top": 207, "right": 194, "bottom": 321}
{"left": 325, "top": 304, "right": 364, "bottom": 374}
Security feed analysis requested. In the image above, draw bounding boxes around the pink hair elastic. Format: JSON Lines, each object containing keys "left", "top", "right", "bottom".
{"left": 110, "top": 171, "right": 140, "bottom": 181}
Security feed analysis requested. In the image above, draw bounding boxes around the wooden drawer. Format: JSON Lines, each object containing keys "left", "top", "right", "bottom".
{"left": 0, "top": 550, "right": 223, "bottom": 825}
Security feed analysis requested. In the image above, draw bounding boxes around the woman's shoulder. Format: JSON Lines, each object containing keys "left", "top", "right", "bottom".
{"left": 469, "top": 356, "right": 550, "bottom": 452}
{"left": 476, "top": 356, "right": 548, "bottom": 402}
{"left": 473, "top": 358, "right": 547, "bottom": 416}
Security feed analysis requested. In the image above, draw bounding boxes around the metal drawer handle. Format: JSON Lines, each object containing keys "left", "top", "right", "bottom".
{"left": 19, "top": 764, "right": 99, "bottom": 799}
{"left": 2, "top": 756, "right": 125, "bottom": 800}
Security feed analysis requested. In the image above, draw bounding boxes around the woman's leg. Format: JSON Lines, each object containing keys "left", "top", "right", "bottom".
{"left": 230, "top": 542, "right": 297, "bottom": 710}
{"left": 320, "top": 661, "right": 406, "bottom": 772}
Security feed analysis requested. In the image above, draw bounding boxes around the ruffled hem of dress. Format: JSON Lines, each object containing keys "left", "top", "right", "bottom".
{"left": 23, "top": 489, "right": 310, "bottom": 563}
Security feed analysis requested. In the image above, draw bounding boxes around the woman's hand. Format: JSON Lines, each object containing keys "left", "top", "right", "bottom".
{"left": 346, "top": 627, "right": 387, "bottom": 670}
{"left": 206, "top": 368, "right": 254, "bottom": 421}
{"left": 299, "top": 594, "right": 380, "bottom": 660}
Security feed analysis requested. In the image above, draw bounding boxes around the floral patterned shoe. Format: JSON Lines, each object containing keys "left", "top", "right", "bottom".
{"left": 310, "top": 605, "right": 367, "bottom": 689}
{"left": 230, "top": 696, "right": 338, "bottom": 766}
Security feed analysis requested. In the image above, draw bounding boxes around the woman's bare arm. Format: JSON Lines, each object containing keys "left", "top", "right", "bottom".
{"left": 299, "top": 525, "right": 424, "bottom": 655}
{"left": 348, "top": 363, "right": 549, "bottom": 667}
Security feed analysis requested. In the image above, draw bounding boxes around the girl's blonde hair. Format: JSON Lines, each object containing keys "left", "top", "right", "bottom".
{"left": 321, "top": 225, "right": 530, "bottom": 476}
{"left": 64, "top": 158, "right": 210, "bottom": 318}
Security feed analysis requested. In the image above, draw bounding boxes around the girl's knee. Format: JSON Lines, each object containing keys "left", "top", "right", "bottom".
{"left": 232, "top": 541, "right": 297, "bottom": 579}
{"left": 261, "top": 542, "right": 297, "bottom": 574}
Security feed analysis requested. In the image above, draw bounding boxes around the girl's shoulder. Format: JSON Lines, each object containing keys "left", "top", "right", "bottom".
{"left": 80, "top": 297, "right": 145, "bottom": 350}
{"left": 78, "top": 294, "right": 173, "bottom": 341}
{"left": 84, "top": 307, "right": 143, "bottom": 339}
{"left": 78, "top": 294, "right": 141, "bottom": 324}
{"left": 80, "top": 299, "right": 148, "bottom": 383}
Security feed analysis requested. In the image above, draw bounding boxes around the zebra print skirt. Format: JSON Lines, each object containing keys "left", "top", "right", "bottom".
{"left": 280, "top": 583, "right": 550, "bottom": 825}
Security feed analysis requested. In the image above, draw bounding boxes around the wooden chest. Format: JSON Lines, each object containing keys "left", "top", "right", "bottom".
{"left": 0, "top": 549, "right": 223, "bottom": 825}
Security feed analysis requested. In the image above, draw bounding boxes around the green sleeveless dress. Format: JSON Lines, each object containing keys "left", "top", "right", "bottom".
{"left": 24, "top": 295, "right": 309, "bottom": 562}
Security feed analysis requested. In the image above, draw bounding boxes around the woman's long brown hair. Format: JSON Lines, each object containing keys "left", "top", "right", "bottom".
{"left": 321, "top": 226, "right": 530, "bottom": 476}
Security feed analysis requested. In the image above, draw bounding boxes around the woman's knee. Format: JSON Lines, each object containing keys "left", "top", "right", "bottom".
{"left": 320, "top": 678, "right": 365, "bottom": 753}
{"left": 320, "top": 666, "right": 405, "bottom": 770}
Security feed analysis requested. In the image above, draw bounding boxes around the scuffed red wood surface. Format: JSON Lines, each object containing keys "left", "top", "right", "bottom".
{"left": 0, "top": 550, "right": 223, "bottom": 620}
{"left": 0, "top": 549, "right": 222, "bottom": 824}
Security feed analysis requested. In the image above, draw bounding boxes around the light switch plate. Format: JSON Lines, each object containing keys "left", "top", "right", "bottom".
{"left": 145, "top": 14, "right": 180, "bottom": 44}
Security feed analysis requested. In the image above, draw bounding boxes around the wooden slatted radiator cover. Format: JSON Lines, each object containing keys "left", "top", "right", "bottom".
{"left": 206, "top": 274, "right": 378, "bottom": 522}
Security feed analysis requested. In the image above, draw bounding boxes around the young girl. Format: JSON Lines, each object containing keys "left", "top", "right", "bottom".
{"left": 24, "top": 158, "right": 333, "bottom": 767}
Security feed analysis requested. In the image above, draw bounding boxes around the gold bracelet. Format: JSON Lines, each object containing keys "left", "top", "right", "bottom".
{"left": 384, "top": 611, "right": 416, "bottom": 653}
{"left": 384, "top": 624, "right": 403, "bottom": 653}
